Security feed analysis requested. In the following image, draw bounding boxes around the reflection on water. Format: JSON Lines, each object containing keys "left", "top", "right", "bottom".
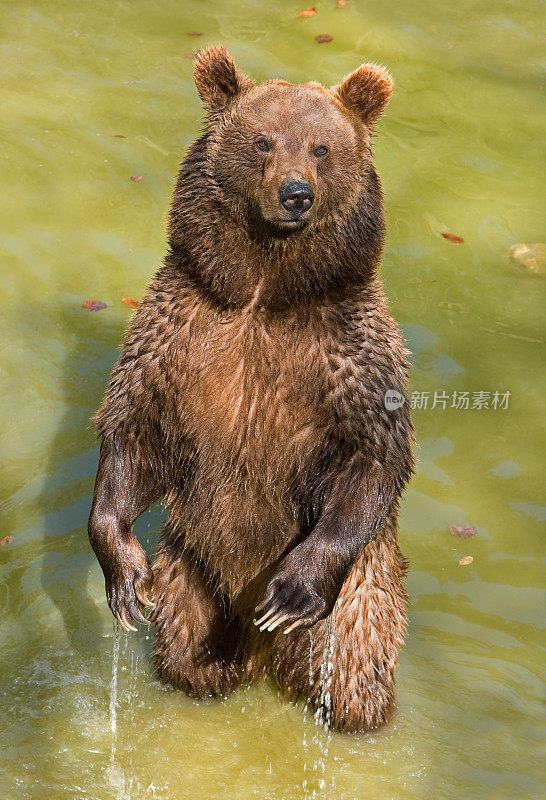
{"left": 0, "top": 1, "right": 543, "bottom": 798}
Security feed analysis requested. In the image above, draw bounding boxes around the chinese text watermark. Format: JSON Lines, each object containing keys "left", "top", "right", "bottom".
{"left": 383, "top": 390, "right": 511, "bottom": 411}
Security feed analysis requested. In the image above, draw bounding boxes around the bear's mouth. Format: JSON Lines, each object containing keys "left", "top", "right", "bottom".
{"left": 249, "top": 214, "right": 309, "bottom": 241}
{"left": 264, "top": 212, "right": 310, "bottom": 231}
{"left": 250, "top": 200, "right": 311, "bottom": 235}
{"left": 274, "top": 218, "right": 308, "bottom": 229}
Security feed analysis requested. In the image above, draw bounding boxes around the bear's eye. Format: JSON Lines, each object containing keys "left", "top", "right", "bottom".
{"left": 313, "top": 145, "right": 329, "bottom": 158}
{"left": 255, "top": 137, "right": 271, "bottom": 153}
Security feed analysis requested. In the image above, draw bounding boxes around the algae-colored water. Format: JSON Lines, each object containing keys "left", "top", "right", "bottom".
{"left": 1, "top": 1, "right": 544, "bottom": 798}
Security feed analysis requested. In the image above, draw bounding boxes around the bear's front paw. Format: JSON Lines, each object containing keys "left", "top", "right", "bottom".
{"left": 104, "top": 540, "right": 155, "bottom": 632}
{"left": 254, "top": 576, "right": 328, "bottom": 635}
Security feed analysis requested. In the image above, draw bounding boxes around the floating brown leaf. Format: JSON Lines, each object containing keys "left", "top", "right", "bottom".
{"left": 449, "top": 525, "right": 477, "bottom": 539}
{"left": 298, "top": 7, "right": 316, "bottom": 17}
{"left": 1, "top": 536, "right": 14, "bottom": 546}
{"left": 337, "top": 0, "right": 349, "bottom": 7}
{"left": 316, "top": 34, "right": 333, "bottom": 43}
{"left": 458, "top": 555, "right": 474, "bottom": 566}
{"left": 122, "top": 297, "right": 139, "bottom": 309}
{"left": 509, "top": 243, "right": 546, "bottom": 275}
{"left": 82, "top": 300, "right": 107, "bottom": 311}
{"left": 187, "top": 31, "right": 204, "bottom": 36}
{"left": 114, "top": 134, "right": 126, "bottom": 138}
{"left": 441, "top": 232, "right": 464, "bottom": 243}
{"left": 130, "top": 174, "right": 143, "bottom": 182}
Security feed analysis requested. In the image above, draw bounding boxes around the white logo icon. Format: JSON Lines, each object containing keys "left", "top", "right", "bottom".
{"left": 384, "top": 389, "right": 406, "bottom": 411}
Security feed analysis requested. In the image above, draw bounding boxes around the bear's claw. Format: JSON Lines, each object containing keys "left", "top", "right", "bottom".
{"left": 254, "top": 576, "right": 327, "bottom": 635}
{"left": 105, "top": 552, "right": 155, "bottom": 633}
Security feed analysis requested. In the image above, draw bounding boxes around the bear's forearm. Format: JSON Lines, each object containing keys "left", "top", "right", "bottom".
{"left": 255, "top": 464, "right": 404, "bottom": 633}
{"left": 89, "top": 437, "right": 157, "bottom": 551}
{"left": 293, "top": 466, "right": 399, "bottom": 603}
{"left": 88, "top": 435, "right": 161, "bottom": 629}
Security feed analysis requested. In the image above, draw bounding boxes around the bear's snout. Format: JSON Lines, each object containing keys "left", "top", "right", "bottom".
{"left": 278, "top": 180, "right": 314, "bottom": 217}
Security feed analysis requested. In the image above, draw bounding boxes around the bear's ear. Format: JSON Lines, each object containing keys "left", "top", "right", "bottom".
{"left": 332, "top": 63, "right": 393, "bottom": 126}
{"left": 193, "top": 46, "right": 255, "bottom": 112}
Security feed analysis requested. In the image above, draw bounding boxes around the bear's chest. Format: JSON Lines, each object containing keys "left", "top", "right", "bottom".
{"left": 176, "top": 311, "right": 335, "bottom": 479}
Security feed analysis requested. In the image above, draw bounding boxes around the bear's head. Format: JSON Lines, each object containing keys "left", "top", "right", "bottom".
{"left": 192, "top": 46, "right": 393, "bottom": 234}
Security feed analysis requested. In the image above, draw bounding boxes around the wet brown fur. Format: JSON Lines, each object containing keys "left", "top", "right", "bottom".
{"left": 88, "top": 46, "right": 414, "bottom": 733}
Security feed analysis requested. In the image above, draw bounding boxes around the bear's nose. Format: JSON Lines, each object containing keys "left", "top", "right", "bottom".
{"left": 279, "top": 180, "right": 314, "bottom": 215}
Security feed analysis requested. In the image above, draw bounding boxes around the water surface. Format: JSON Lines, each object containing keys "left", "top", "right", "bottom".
{"left": 1, "top": 1, "right": 544, "bottom": 798}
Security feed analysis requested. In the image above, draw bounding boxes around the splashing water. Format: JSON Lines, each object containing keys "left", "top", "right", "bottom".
{"left": 125, "top": 630, "right": 139, "bottom": 798}
{"left": 312, "top": 605, "right": 338, "bottom": 796}
{"left": 106, "top": 620, "right": 133, "bottom": 800}
{"left": 301, "top": 628, "right": 315, "bottom": 793}
{"left": 314, "top": 604, "right": 338, "bottom": 729}
{"left": 109, "top": 619, "right": 120, "bottom": 760}
{"left": 302, "top": 606, "right": 339, "bottom": 797}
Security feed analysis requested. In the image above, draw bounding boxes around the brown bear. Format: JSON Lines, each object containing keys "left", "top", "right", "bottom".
{"left": 88, "top": 45, "right": 414, "bottom": 733}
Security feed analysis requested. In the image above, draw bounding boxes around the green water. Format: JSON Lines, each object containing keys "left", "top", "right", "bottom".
{"left": 1, "top": 1, "right": 544, "bottom": 798}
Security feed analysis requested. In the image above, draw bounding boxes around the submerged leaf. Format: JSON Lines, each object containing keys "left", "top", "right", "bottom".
{"left": 82, "top": 300, "right": 107, "bottom": 311}
{"left": 509, "top": 243, "right": 546, "bottom": 275}
{"left": 187, "top": 31, "right": 204, "bottom": 36}
{"left": 1, "top": 536, "right": 14, "bottom": 546}
{"left": 122, "top": 298, "right": 139, "bottom": 309}
{"left": 441, "top": 232, "right": 465, "bottom": 243}
{"left": 337, "top": 0, "right": 349, "bottom": 7}
{"left": 130, "top": 174, "right": 143, "bottom": 182}
{"left": 316, "top": 34, "right": 333, "bottom": 43}
{"left": 298, "top": 7, "right": 316, "bottom": 17}
{"left": 458, "top": 555, "right": 474, "bottom": 566}
{"left": 449, "top": 525, "right": 477, "bottom": 538}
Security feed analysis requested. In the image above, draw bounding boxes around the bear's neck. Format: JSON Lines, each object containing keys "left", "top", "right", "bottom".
{"left": 167, "top": 137, "right": 385, "bottom": 312}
